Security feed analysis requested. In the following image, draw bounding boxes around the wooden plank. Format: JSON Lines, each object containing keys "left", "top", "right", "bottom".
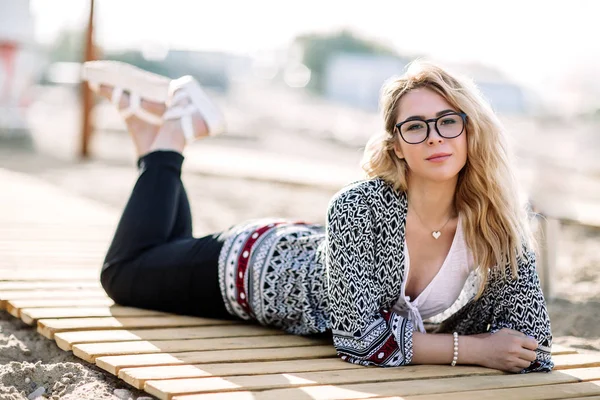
{"left": 146, "top": 364, "right": 505, "bottom": 400}
{"left": 0, "top": 239, "right": 108, "bottom": 249}
{"left": 169, "top": 368, "right": 600, "bottom": 400}
{"left": 0, "top": 288, "right": 107, "bottom": 304}
{"left": 7, "top": 298, "right": 115, "bottom": 318}
{"left": 553, "top": 345, "right": 580, "bottom": 355}
{"left": 0, "top": 270, "right": 99, "bottom": 281}
{"left": 20, "top": 306, "right": 171, "bottom": 325}
{"left": 553, "top": 353, "right": 600, "bottom": 370}
{"left": 96, "top": 346, "right": 337, "bottom": 375}
{"left": 73, "top": 335, "right": 330, "bottom": 363}
{"left": 120, "top": 359, "right": 361, "bottom": 390}
{"left": 55, "top": 325, "right": 286, "bottom": 351}
{"left": 37, "top": 316, "right": 240, "bottom": 339}
{"left": 401, "top": 380, "right": 600, "bottom": 400}
{"left": 119, "top": 351, "right": 598, "bottom": 391}
{"left": 0, "top": 281, "right": 100, "bottom": 291}
{"left": 0, "top": 290, "right": 109, "bottom": 310}
{"left": 0, "top": 289, "right": 106, "bottom": 299}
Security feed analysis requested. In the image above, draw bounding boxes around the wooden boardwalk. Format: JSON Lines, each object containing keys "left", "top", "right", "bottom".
{"left": 2, "top": 166, "right": 600, "bottom": 400}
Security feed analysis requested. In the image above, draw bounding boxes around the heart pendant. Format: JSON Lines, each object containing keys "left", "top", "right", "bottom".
{"left": 432, "top": 231, "right": 441, "bottom": 239}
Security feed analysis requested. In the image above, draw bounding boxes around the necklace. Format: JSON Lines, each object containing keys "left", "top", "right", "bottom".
{"left": 410, "top": 207, "right": 453, "bottom": 240}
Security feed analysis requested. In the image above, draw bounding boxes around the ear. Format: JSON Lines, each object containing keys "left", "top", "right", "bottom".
{"left": 392, "top": 136, "right": 404, "bottom": 160}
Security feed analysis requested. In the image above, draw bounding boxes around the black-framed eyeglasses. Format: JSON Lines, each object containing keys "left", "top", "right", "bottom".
{"left": 395, "top": 112, "right": 467, "bottom": 144}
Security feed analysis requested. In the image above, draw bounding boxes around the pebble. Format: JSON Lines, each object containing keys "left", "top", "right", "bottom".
{"left": 113, "top": 389, "right": 133, "bottom": 400}
{"left": 137, "top": 397, "right": 154, "bottom": 400}
{"left": 27, "top": 387, "right": 45, "bottom": 400}
{"left": 25, "top": 377, "right": 31, "bottom": 384}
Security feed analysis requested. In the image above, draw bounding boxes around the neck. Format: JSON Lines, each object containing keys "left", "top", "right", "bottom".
{"left": 406, "top": 174, "right": 458, "bottom": 227}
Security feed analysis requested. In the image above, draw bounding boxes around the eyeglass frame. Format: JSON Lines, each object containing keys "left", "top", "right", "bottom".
{"left": 394, "top": 111, "right": 468, "bottom": 144}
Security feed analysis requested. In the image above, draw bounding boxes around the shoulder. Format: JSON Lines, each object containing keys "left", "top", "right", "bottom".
{"left": 328, "top": 178, "right": 403, "bottom": 210}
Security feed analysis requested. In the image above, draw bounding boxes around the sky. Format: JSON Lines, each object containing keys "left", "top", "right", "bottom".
{"left": 29, "top": 0, "right": 600, "bottom": 99}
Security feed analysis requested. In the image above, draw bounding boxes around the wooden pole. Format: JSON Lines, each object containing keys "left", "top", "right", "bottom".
{"left": 80, "top": 0, "right": 96, "bottom": 159}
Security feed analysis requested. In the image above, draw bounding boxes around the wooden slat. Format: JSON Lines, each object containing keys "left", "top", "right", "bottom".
{"left": 553, "top": 353, "right": 600, "bottom": 370}
{"left": 401, "top": 380, "right": 600, "bottom": 400}
{"left": 96, "top": 346, "right": 337, "bottom": 375}
{"left": 0, "top": 240, "right": 107, "bottom": 251}
{"left": 0, "top": 288, "right": 107, "bottom": 302}
{"left": 146, "top": 364, "right": 505, "bottom": 400}
{"left": 119, "top": 354, "right": 600, "bottom": 389}
{"left": 0, "top": 281, "right": 100, "bottom": 291}
{"left": 37, "top": 316, "right": 240, "bottom": 339}
{"left": 55, "top": 325, "right": 286, "bottom": 351}
{"left": 74, "top": 335, "right": 330, "bottom": 363}
{"left": 120, "top": 359, "right": 362, "bottom": 390}
{"left": 552, "top": 345, "right": 580, "bottom": 355}
{"left": 119, "top": 351, "right": 600, "bottom": 391}
{"left": 7, "top": 298, "right": 115, "bottom": 318}
{"left": 0, "top": 289, "right": 108, "bottom": 309}
{"left": 0, "top": 270, "right": 99, "bottom": 281}
{"left": 20, "top": 306, "right": 171, "bottom": 325}
{"left": 0, "top": 289, "right": 106, "bottom": 299}
{"left": 169, "top": 368, "right": 600, "bottom": 400}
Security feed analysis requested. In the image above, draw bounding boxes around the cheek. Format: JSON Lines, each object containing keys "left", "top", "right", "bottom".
{"left": 401, "top": 146, "right": 421, "bottom": 165}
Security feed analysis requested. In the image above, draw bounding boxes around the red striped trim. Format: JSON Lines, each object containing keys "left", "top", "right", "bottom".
{"left": 367, "top": 334, "right": 398, "bottom": 364}
{"left": 235, "top": 222, "right": 284, "bottom": 316}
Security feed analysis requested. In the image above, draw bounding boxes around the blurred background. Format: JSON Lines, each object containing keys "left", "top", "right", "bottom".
{"left": 0, "top": 0, "right": 599, "bottom": 330}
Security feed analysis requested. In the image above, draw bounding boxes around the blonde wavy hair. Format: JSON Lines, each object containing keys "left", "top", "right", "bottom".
{"left": 362, "top": 60, "right": 534, "bottom": 296}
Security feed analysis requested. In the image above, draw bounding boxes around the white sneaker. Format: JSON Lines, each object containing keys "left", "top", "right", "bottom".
{"left": 162, "top": 75, "right": 226, "bottom": 142}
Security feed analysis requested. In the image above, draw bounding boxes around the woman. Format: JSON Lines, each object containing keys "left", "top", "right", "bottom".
{"left": 83, "top": 59, "right": 553, "bottom": 374}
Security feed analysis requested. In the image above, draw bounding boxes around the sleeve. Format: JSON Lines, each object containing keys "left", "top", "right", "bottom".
{"left": 325, "top": 190, "right": 414, "bottom": 367}
{"left": 490, "top": 249, "right": 554, "bottom": 373}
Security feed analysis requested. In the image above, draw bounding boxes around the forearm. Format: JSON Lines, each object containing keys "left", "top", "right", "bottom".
{"left": 411, "top": 332, "right": 484, "bottom": 366}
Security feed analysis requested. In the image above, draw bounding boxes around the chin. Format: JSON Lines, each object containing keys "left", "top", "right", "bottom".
{"left": 418, "top": 166, "right": 462, "bottom": 183}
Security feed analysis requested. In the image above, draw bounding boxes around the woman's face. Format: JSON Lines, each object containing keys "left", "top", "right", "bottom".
{"left": 393, "top": 87, "right": 468, "bottom": 183}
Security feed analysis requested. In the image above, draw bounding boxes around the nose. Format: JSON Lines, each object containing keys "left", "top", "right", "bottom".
{"left": 427, "top": 121, "right": 444, "bottom": 145}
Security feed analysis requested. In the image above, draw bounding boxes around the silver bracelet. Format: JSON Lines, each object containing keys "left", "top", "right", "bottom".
{"left": 451, "top": 332, "right": 459, "bottom": 366}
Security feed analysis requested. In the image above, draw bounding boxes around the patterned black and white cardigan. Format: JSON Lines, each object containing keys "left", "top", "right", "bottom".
{"left": 218, "top": 178, "right": 553, "bottom": 372}
{"left": 325, "top": 178, "right": 553, "bottom": 371}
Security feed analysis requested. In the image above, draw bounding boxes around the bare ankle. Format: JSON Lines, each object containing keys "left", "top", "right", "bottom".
{"left": 150, "top": 120, "right": 186, "bottom": 153}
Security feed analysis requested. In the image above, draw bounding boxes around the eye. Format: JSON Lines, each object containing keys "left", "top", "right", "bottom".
{"left": 439, "top": 116, "right": 458, "bottom": 125}
{"left": 405, "top": 122, "right": 426, "bottom": 131}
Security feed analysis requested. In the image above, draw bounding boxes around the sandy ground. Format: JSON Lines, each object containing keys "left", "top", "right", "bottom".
{"left": 0, "top": 82, "right": 599, "bottom": 399}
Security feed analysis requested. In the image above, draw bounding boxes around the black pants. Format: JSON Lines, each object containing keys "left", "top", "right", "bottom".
{"left": 100, "top": 150, "right": 235, "bottom": 319}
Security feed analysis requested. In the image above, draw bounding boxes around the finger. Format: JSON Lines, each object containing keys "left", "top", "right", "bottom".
{"left": 519, "top": 348, "right": 537, "bottom": 362}
{"left": 508, "top": 366, "right": 523, "bottom": 374}
{"left": 505, "top": 329, "right": 527, "bottom": 337}
{"left": 514, "top": 357, "right": 532, "bottom": 370}
{"left": 522, "top": 337, "right": 539, "bottom": 351}
{"left": 511, "top": 358, "right": 531, "bottom": 371}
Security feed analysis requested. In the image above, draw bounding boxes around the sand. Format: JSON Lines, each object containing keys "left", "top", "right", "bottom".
{"left": 0, "top": 311, "right": 151, "bottom": 400}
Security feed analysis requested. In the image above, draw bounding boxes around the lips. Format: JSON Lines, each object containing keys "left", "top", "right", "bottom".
{"left": 426, "top": 153, "right": 452, "bottom": 161}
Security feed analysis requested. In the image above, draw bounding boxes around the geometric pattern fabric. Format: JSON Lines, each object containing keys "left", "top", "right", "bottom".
{"left": 219, "top": 178, "right": 553, "bottom": 371}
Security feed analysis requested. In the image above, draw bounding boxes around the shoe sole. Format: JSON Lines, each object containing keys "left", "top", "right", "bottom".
{"left": 81, "top": 60, "right": 170, "bottom": 103}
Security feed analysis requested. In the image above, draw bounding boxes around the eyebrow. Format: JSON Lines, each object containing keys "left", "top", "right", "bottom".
{"left": 401, "top": 109, "right": 457, "bottom": 122}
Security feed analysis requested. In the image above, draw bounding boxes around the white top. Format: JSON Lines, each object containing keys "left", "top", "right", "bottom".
{"left": 392, "top": 214, "right": 474, "bottom": 332}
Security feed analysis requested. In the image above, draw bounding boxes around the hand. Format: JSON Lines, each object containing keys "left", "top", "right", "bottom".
{"left": 477, "top": 328, "right": 538, "bottom": 373}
